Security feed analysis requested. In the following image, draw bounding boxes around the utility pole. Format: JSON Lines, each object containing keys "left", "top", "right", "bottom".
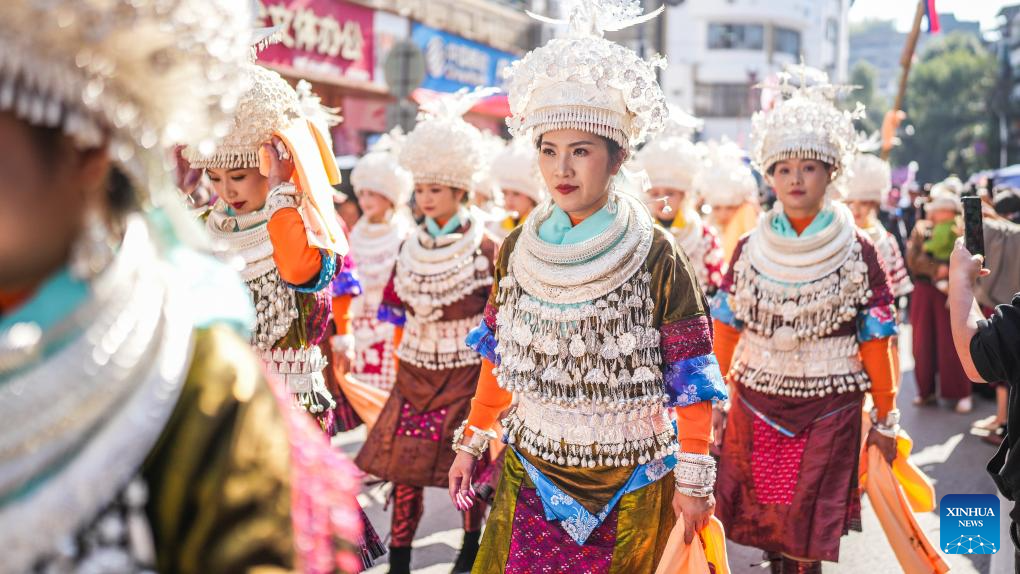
{"left": 882, "top": 0, "right": 925, "bottom": 160}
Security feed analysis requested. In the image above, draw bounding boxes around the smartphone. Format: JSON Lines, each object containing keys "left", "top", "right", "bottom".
{"left": 961, "top": 195, "right": 984, "bottom": 257}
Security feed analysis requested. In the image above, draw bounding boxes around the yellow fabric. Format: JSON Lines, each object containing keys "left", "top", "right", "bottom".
{"left": 859, "top": 416, "right": 936, "bottom": 514}
{"left": 654, "top": 516, "right": 730, "bottom": 574}
{"left": 721, "top": 202, "right": 758, "bottom": 264}
{"left": 862, "top": 446, "right": 949, "bottom": 574}
{"left": 273, "top": 119, "right": 347, "bottom": 255}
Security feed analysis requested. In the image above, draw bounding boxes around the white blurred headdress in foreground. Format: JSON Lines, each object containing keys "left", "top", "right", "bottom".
{"left": 0, "top": 0, "right": 254, "bottom": 190}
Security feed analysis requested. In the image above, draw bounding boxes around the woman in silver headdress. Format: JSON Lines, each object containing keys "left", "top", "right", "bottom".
{"left": 0, "top": 2, "right": 366, "bottom": 572}
{"left": 448, "top": 2, "right": 727, "bottom": 572}
{"left": 711, "top": 67, "right": 900, "bottom": 573}
{"left": 354, "top": 91, "right": 500, "bottom": 574}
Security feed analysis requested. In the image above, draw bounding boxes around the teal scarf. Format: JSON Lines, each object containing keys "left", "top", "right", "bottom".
{"left": 771, "top": 206, "right": 835, "bottom": 238}
{"left": 538, "top": 204, "right": 615, "bottom": 245}
{"left": 425, "top": 209, "right": 466, "bottom": 238}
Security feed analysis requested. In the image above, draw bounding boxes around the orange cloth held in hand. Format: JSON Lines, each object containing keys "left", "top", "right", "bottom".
{"left": 861, "top": 336, "right": 898, "bottom": 418}
{"left": 331, "top": 294, "right": 353, "bottom": 334}
{"left": 654, "top": 515, "right": 731, "bottom": 574}
{"left": 862, "top": 446, "right": 948, "bottom": 574}
{"left": 335, "top": 372, "right": 388, "bottom": 430}
{"left": 675, "top": 402, "right": 712, "bottom": 455}
{"left": 267, "top": 207, "right": 323, "bottom": 285}
{"left": 712, "top": 320, "right": 741, "bottom": 377}
{"left": 466, "top": 359, "right": 513, "bottom": 437}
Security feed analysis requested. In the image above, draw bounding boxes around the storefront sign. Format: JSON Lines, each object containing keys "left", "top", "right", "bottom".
{"left": 258, "top": 0, "right": 374, "bottom": 82}
{"left": 410, "top": 24, "right": 517, "bottom": 93}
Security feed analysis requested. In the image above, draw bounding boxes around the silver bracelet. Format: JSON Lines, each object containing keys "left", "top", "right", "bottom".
{"left": 870, "top": 408, "right": 901, "bottom": 438}
{"left": 450, "top": 421, "right": 497, "bottom": 459}
{"left": 675, "top": 484, "right": 714, "bottom": 498}
{"left": 674, "top": 454, "right": 717, "bottom": 491}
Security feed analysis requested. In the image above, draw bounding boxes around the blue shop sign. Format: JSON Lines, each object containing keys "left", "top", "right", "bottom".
{"left": 411, "top": 23, "right": 517, "bottom": 92}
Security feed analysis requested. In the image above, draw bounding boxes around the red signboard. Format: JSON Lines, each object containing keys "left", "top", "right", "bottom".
{"left": 257, "top": 0, "right": 374, "bottom": 83}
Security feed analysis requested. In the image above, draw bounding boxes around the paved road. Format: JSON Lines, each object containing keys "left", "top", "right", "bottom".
{"left": 337, "top": 327, "right": 1006, "bottom": 573}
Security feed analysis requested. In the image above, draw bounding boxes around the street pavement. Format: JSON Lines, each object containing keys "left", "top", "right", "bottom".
{"left": 337, "top": 326, "right": 1005, "bottom": 573}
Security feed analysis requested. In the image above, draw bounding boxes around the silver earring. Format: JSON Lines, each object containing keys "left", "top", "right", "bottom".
{"left": 70, "top": 208, "right": 115, "bottom": 281}
{"left": 606, "top": 181, "right": 619, "bottom": 214}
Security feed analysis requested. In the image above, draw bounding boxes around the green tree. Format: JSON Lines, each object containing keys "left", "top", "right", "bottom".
{"left": 893, "top": 33, "right": 997, "bottom": 182}
{"left": 845, "top": 61, "right": 888, "bottom": 136}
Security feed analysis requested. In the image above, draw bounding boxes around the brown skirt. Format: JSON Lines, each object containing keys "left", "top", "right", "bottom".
{"left": 715, "top": 388, "right": 864, "bottom": 562}
{"left": 355, "top": 359, "right": 481, "bottom": 488}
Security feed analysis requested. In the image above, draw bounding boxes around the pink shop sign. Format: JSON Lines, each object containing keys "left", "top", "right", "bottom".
{"left": 258, "top": 0, "right": 374, "bottom": 83}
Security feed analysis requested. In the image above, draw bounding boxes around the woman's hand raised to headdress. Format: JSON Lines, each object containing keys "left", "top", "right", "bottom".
{"left": 263, "top": 136, "right": 295, "bottom": 190}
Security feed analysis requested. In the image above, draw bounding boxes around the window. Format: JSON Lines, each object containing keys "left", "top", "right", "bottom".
{"left": 826, "top": 18, "right": 839, "bottom": 42}
{"left": 708, "top": 23, "right": 764, "bottom": 50}
{"left": 694, "top": 83, "right": 755, "bottom": 118}
{"left": 774, "top": 27, "right": 802, "bottom": 56}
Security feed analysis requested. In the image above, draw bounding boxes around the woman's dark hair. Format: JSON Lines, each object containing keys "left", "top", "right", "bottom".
{"left": 766, "top": 159, "right": 834, "bottom": 177}
{"left": 30, "top": 123, "right": 136, "bottom": 215}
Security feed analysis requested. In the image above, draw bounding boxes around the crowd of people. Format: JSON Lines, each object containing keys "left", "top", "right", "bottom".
{"left": 2, "top": 1, "right": 1020, "bottom": 574}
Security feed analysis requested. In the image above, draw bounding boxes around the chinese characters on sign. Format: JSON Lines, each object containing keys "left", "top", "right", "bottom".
{"left": 258, "top": 0, "right": 374, "bottom": 82}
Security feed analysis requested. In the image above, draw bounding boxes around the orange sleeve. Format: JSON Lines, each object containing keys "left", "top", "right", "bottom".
{"left": 861, "top": 336, "right": 898, "bottom": 418}
{"left": 713, "top": 320, "right": 742, "bottom": 377}
{"left": 331, "top": 294, "right": 352, "bottom": 334}
{"left": 393, "top": 326, "right": 403, "bottom": 349}
{"left": 675, "top": 402, "right": 712, "bottom": 454}
{"left": 465, "top": 358, "right": 513, "bottom": 436}
{"left": 267, "top": 207, "right": 322, "bottom": 286}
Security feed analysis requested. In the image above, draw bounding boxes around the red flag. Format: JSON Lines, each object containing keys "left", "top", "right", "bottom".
{"left": 924, "top": 0, "right": 941, "bottom": 34}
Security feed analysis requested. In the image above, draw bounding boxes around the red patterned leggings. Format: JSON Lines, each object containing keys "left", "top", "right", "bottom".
{"left": 390, "top": 483, "right": 487, "bottom": 547}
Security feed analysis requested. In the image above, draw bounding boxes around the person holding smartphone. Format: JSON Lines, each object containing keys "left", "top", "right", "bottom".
{"left": 949, "top": 238, "right": 1020, "bottom": 564}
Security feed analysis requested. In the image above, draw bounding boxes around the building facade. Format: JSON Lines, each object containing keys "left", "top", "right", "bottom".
{"left": 657, "top": 0, "right": 850, "bottom": 144}
{"left": 255, "top": 0, "right": 535, "bottom": 156}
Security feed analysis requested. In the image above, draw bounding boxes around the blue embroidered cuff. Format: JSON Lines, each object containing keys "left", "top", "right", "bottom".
{"left": 377, "top": 303, "right": 406, "bottom": 327}
{"left": 288, "top": 249, "right": 336, "bottom": 293}
{"left": 857, "top": 304, "right": 899, "bottom": 342}
{"left": 330, "top": 270, "right": 363, "bottom": 297}
{"left": 709, "top": 291, "right": 742, "bottom": 329}
{"left": 663, "top": 354, "right": 728, "bottom": 407}
{"left": 465, "top": 322, "right": 499, "bottom": 365}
